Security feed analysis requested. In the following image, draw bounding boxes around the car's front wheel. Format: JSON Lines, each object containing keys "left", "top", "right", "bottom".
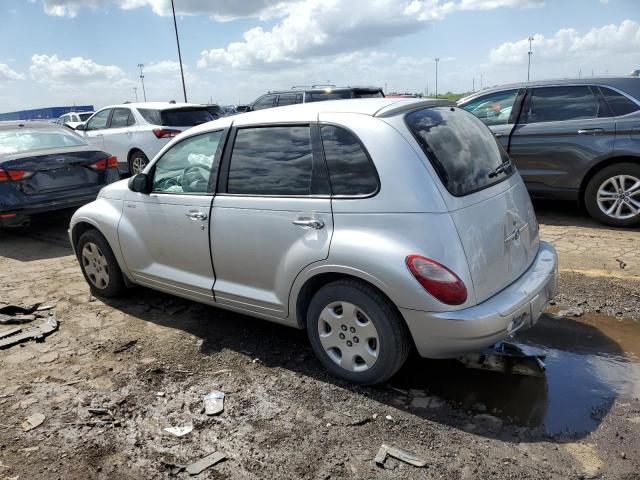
{"left": 585, "top": 163, "right": 640, "bottom": 227}
{"left": 306, "top": 279, "right": 411, "bottom": 385}
{"left": 129, "top": 151, "right": 149, "bottom": 176}
{"left": 77, "top": 229, "right": 125, "bottom": 297}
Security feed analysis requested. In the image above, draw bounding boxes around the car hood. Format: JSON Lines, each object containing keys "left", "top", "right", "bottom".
{"left": 98, "top": 178, "right": 130, "bottom": 200}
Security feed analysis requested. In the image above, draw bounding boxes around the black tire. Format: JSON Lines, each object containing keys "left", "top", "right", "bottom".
{"left": 584, "top": 162, "right": 640, "bottom": 227}
{"left": 128, "top": 150, "right": 149, "bottom": 176}
{"left": 306, "top": 279, "right": 412, "bottom": 385}
{"left": 77, "top": 229, "right": 125, "bottom": 298}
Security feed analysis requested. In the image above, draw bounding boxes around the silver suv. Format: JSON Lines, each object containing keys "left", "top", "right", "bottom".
{"left": 69, "top": 98, "right": 557, "bottom": 385}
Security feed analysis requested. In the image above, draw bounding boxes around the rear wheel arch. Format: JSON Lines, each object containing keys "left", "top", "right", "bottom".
{"left": 579, "top": 155, "right": 640, "bottom": 206}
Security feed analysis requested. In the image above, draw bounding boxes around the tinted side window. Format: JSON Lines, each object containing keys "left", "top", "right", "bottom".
{"left": 86, "top": 109, "right": 111, "bottom": 130}
{"left": 110, "top": 108, "right": 132, "bottom": 128}
{"left": 228, "top": 126, "right": 316, "bottom": 196}
{"left": 152, "top": 131, "right": 222, "bottom": 194}
{"left": 321, "top": 125, "right": 378, "bottom": 196}
{"left": 252, "top": 95, "right": 276, "bottom": 111}
{"left": 599, "top": 87, "right": 640, "bottom": 117}
{"left": 277, "top": 94, "right": 298, "bottom": 106}
{"left": 461, "top": 89, "right": 518, "bottom": 126}
{"left": 308, "top": 92, "right": 351, "bottom": 102}
{"left": 525, "top": 86, "right": 599, "bottom": 123}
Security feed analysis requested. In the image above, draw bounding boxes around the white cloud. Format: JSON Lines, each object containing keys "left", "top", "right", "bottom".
{"left": 198, "top": 0, "right": 543, "bottom": 71}
{"left": 488, "top": 19, "right": 640, "bottom": 66}
{"left": 144, "top": 60, "right": 184, "bottom": 74}
{"left": 40, "top": 0, "right": 108, "bottom": 17}
{"left": 0, "top": 63, "right": 24, "bottom": 81}
{"left": 29, "top": 54, "right": 126, "bottom": 83}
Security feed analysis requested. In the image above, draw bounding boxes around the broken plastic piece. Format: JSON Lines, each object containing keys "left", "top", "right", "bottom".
{"left": 22, "top": 413, "right": 46, "bottom": 432}
{"left": 375, "top": 444, "right": 428, "bottom": 468}
{"left": 164, "top": 425, "right": 193, "bottom": 437}
{"left": 0, "top": 315, "right": 58, "bottom": 349}
{"left": 204, "top": 391, "right": 225, "bottom": 416}
{"left": 186, "top": 452, "right": 226, "bottom": 475}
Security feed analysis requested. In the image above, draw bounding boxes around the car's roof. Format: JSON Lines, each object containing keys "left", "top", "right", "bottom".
{"left": 460, "top": 76, "right": 640, "bottom": 103}
{"left": 0, "top": 121, "right": 64, "bottom": 130}
{"left": 184, "top": 98, "right": 455, "bottom": 137}
{"left": 99, "top": 102, "right": 207, "bottom": 111}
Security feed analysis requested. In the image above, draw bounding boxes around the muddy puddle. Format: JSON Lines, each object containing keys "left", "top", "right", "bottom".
{"left": 394, "top": 312, "right": 640, "bottom": 435}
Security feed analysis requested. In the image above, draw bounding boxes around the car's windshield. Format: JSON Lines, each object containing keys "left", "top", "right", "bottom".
{"left": 0, "top": 127, "right": 87, "bottom": 154}
{"left": 405, "top": 106, "right": 513, "bottom": 196}
{"left": 138, "top": 108, "right": 214, "bottom": 127}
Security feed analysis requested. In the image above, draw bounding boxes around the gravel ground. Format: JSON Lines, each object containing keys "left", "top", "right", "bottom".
{"left": 0, "top": 203, "right": 638, "bottom": 480}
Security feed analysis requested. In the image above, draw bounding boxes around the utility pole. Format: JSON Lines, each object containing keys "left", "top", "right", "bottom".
{"left": 171, "top": 0, "right": 188, "bottom": 103}
{"left": 137, "top": 63, "right": 147, "bottom": 102}
{"left": 480, "top": 73, "right": 483, "bottom": 90}
{"left": 472, "top": 77, "right": 475, "bottom": 92}
{"left": 527, "top": 36, "right": 533, "bottom": 82}
{"left": 133, "top": 87, "right": 138, "bottom": 102}
{"left": 435, "top": 58, "right": 440, "bottom": 98}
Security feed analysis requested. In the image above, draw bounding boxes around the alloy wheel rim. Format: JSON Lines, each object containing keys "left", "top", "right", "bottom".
{"left": 317, "top": 301, "right": 380, "bottom": 372}
{"left": 596, "top": 174, "right": 640, "bottom": 220}
{"left": 132, "top": 157, "right": 146, "bottom": 174}
{"left": 81, "top": 242, "right": 110, "bottom": 289}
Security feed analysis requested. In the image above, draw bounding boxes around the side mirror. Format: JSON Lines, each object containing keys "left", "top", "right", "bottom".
{"left": 75, "top": 123, "right": 86, "bottom": 131}
{"left": 128, "top": 173, "right": 151, "bottom": 194}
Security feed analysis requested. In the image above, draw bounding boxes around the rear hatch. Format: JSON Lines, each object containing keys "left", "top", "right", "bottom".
{"left": 1, "top": 146, "right": 113, "bottom": 200}
{"left": 405, "top": 106, "right": 539, "bottom": 305}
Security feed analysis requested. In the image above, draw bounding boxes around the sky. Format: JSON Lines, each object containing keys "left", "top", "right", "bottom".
{"left": 0, "top": 0, "right": 639, "bottom": 112}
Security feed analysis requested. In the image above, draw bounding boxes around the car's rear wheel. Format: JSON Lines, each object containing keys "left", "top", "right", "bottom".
{"left": 129, "top": 151, "right": 149, "bottom": 175}
{"left": 77, "top": 229, "right": 125, "bottom": 297}
{"left": 306, "top": 279, "right": 411, "bottom": 385}
{"left": 585, "top": 163, "right": 640, "bottom": 227}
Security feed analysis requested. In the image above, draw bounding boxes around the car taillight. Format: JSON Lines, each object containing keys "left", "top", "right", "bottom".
{"left": 153, "top": 128, "right": 181, "bottom": 139}
{"left": 0, "top": 169, "right": 35, "bottom": 182}
{"left": 90, "top": 156, "right": 118, "bottom": 170}
{"left": 406, "top": 255, "right": 467, "bottom": 305}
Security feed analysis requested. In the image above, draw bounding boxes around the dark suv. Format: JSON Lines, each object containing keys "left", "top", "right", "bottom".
{"left": 250, "top": 85, "right": 384, "bottom": 111}
{"left": 458, "top": 77, "right": 640, "bottom": 227}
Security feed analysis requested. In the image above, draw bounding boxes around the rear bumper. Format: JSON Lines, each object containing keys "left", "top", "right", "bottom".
{"left": 0, "top": 193, "right": 102, "bottom": 227}
{"left": 401, "top": 241, "right": 558, "bottom": 359}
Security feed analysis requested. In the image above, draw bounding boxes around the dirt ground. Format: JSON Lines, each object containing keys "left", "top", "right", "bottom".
{"left": 0, "top": 201, "right": 638, "bottom": 480}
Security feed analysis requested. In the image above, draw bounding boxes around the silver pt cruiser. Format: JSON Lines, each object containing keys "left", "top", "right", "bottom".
{"left": 69, "top": 98, "right": 557, "bottom": 385}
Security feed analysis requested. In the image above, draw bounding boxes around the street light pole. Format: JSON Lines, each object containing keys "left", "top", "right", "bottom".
{"left": 171, "top": 0, "right": 188, "bottom": 103}
{"left": 435, "top": 58, "right": 440, "bottom": 98}
{"left": 133, "top": 87, "right": 138, "bottom": 102}
{"left": 137, "top": 63, "right": 147, "bottom": 102}
{"left": 527, "top": 36, "right": 533, "bottom": 82}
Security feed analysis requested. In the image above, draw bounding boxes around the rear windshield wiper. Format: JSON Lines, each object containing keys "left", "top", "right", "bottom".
{"left": 488, "top": 159, "right": 511, "bottom": 178}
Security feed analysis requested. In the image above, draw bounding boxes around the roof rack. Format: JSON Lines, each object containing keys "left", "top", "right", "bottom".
{"left": 312, "top": 84, "right": 337, "bottom": 88}
{"left": 290, "top": 85, "right": 313, "bottom": 90}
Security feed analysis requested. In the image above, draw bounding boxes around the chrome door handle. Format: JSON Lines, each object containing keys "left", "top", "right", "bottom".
{"left": 577, "top": 128, "right": 604, "bottom": 135}
{"left": 185, "top": 211, "right": 208, "bottom": 221}
{"left": 292, "top": 219, "right": 325, "bottom": 229}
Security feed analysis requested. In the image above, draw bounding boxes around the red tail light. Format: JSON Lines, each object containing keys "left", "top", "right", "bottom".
{"left": 0, "top": 169, "right": 35, "bottom": 182}
{"left": 406, "top": 255, "right": 467, "bottom": 305}
{"left": 153, "top": 128, "right": 181, "bottom": 139}
{"left": 90, "top": 156, "right": 118, "bottom": 170}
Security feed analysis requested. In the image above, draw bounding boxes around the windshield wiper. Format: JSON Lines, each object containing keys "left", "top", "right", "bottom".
{"left": 488, "top": 159, "right": 511, "bottom": 178}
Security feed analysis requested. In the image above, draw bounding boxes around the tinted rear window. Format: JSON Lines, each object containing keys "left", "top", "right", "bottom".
{"left": 0, "top": 127, "right": 86, "bottom": 154}
{"left": 138, "top": 108, "right": 213, "bottom": 126}
{"left": 525, "top": 86, "right": 599, "bottom": 123}
{"left": 599, "top": 87, "right": 640, "bottom": 117}
{"left": 405, "top": 107, "right": 512, "bottom": 197}
{"left": 78, "top": 113, "right": 93, "bottom": 121}
{"left": 308, "top": 92, "right": 352, "bottom": 102}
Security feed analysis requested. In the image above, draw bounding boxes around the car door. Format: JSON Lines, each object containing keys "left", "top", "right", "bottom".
{"left": 277, "top": 93, "right": 302, "bottom": 107}
{"left": 507, "top": 85, "right": 616, "bottom": 197}
{"left": 211, "top": 121, "right": 333, "bottom": 319}
{"left": 103, "top": 108, "right": 135, "bottom": 161}
{"left": 118, "top": 130, "right": 225, "bottom": 303}
{"left": 459, "top": 88, "right": 522, "bottom": 150}
{"left": 82, "top": 108, "right": 111, "bottom": 150}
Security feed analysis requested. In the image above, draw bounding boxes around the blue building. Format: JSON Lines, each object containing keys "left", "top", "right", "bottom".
{"left": 0, "top": 105, "right": 94, "bottom": 121}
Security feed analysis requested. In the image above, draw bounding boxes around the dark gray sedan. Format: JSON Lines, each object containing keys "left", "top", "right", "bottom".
{"left": 0, "top": 121, "right": 119, "bottom": 227}
{"left": 459, "top": 77, "right": 640, "bottom": 227}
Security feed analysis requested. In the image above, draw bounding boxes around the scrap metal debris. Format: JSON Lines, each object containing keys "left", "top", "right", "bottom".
{"left": 185, "top": 452, "right": 226, "bottom": 476}
{"left": 374, "top": 444, "right": 428, "bottom": 468}
{"left": 204, "top": 391, "right": 225, "bottom": 416}
{"left": 458, "top": 341, "right": 547, "bottom": 377}
{"left": 21, "top": 413, "right": 46, "bottom": 432}
{"left": 0, "top": 314, "right": 58, "bottom": 349}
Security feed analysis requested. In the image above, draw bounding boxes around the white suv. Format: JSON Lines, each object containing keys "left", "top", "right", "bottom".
{"left": 76, "top": 102, "right": 214, "bottom": 175}
{"left": 55, "top": 111, "right": 94, "bottom": 130}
